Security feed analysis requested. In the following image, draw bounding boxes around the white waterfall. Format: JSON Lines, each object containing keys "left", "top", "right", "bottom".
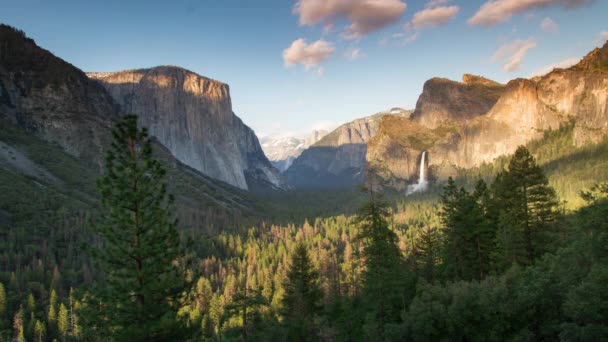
{"left": 407, "top": 151, "right": 428, "bottom": 195}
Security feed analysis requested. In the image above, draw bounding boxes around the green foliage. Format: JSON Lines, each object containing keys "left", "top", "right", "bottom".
{"left": 357, "top": 186, "right": 412, "bottom": 340}
{"left": 281, "top": 243, "right": 322, "bottom": 341}
{"left": 82, "top": 115, "right": 188, "bottom": 341}
{"left": 495, "top": 146, "right": 561, "bottom": 265}
{"left": 439, "top": 177, "right": 494, "bottom": 280}
{"left": 2, "top": 117, "right": 608, "bottom": 341}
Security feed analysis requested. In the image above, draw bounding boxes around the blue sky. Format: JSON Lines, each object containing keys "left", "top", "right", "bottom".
{"left": 1, "top": 0, "right": 606, "bottom": 137}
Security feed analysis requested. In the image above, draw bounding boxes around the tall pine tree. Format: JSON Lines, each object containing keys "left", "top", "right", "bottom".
{"left": 357, "top": 171, "right": 410, "bottom": 340}
{"left": 493, "top": 146, "right": 560, "bottom": 266}
{"left": 281, "top": 243, "right": 322, "bottom": 342}
{"left": 83, "top": 114, "right": 188, "bottom": 341}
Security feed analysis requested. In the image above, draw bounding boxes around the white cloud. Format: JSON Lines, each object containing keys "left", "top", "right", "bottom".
{"left": 468, "top": 0, "right": 592, "bottom": 27}
{"left": 530, "top": 57, "right": 580, "bottom": 76}
{"left": 411, "top": 5, "right": 460, "bottom": 29}
{"left": 492, "top": 38, "right": 537, "bottom": 72}
{"left": 293, "top": 0, "right": 407, "bottom": 39}
{"left": 540, "top": 17, "right": 559, "bottom": 33}
{"left": 344, "top": 47, "right": 364, "bottom": 60}
{"left": 282, "top": 38, "right": 335, "bottom": 72}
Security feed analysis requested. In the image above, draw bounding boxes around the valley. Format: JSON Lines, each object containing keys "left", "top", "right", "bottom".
{"left": 1, "top": 6, "right": 608, "bottom": 340}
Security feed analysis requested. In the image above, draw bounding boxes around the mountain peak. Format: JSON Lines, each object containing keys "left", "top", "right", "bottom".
{"left": 572, "top": 40, "right": 608, "bottom": 72}
{"left": 462, "top": 74, "right": 502, "bottom": 87}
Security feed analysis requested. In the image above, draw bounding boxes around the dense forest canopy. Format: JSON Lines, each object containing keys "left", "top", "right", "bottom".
{"left": 1, "top": 115, "right": 608, "bottom": 341}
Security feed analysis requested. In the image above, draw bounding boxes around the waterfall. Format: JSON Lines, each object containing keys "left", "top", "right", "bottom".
{"left": 407, "top": 151, "right": 428, "bottom": 195}
{"left": 418, "top": 151, "right": 427, "bottom": 185}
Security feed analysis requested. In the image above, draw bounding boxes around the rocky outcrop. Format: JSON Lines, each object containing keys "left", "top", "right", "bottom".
{"left": 88, "top": 67, "right": 283, "bottom": 190}
{"left": 0, "top": 25, "right": 119, "bottom": 164}
{"left": 368, "top": 42, "right": 608, "bottom": 187}
{"left": 410, "top": 74, "right": 504, "bottom": 129}
{"left": 285, "top": 110, "right": 412, "bottom": 188}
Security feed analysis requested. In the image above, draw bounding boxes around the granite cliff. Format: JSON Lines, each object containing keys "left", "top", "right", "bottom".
{"left": 410, "top": 74, "right": 504, "bottom": 129}
{"left": 285, "top": 108, "right": 412, "bottom": 188}
{"left": 88, "top": 67, "right": 283, "bottom": 190}
{"left": 1, "top": 24, "right": 283, "bottom": 193}
{"left": 368, "top": 41, "right": 608, "bottom": 188}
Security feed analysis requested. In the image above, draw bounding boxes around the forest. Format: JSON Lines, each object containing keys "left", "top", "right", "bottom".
{"left": 1, "top": 115, "right": 607, "bottom": 341}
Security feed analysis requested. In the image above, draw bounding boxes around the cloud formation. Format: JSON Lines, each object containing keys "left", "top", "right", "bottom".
{"left": 283, "top": 39, "right": 335, "bottom": 72}
{"left": 530, "top": 57, "right": 579, "bottom": 76}
{"left": 492, "top": 38, "right": 537, "bottom": 72}
{"left": 411, "top": 5, "right": 459, "bottom": 29}
{"left": 468, "top": 0, "right": 592, "bottom": 27}
{"left": 293, "top": 0, "right": 407, "bottom": 39}
{"left": 540, "top": 17, "right": 559, "bottom": 32}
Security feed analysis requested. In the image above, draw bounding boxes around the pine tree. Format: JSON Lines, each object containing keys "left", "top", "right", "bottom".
{"left": 224, "top": 287, "right": 266, "bottom": 340}
{"left": 83, "top": 114, "right": 187, "bottom": 341}
{"left": 209, "top": 293, "right": 224, "bottom": 340}
{"left": 491, "top": 172, "right": 528, "bottom": 270}
{"left": 470, "top": 179, "right": 496, "bottom": 279}
{"left": 34, "top": 320, "right": 45, "bottom": 342}
{"left": 58, "top": 303, "right": 69, "bottom": 340}
{"left": 13, "top": 306, "right": 25, "bottom": 342}
{"left": 281, "top": 243, "right": 322, "bottom": 341}
{"left": 47, "top": 289, "right": 57, "bottom": 336}
{"left": 494, "top": 146, "right": 560, "bottom": 265}
{"left": 26, "top": 293, "right": 35, "bottom": 314}
{"left": 357, "top": 178, "right": 409, "bottom": 340}
{"left": 440, "top": 178, "right": 495, "bottom": 281}
{"left": 439, "top": 177, "right": 470, "bottom": 279}
{"left": 415, "top": 226, "right": 441, "bottom": 283}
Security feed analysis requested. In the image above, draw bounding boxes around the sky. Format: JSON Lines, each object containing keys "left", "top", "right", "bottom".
{"left": 1, "top": 0, "right": 607, "bottom": 138}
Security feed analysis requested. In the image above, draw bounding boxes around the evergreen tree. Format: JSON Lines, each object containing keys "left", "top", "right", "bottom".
{"left": 82, "top": 115, "right": 187, "bottom": 341}
{"left": 439, "top": 178, "right": 470, "bottom": 279}
{"left": 470, "top": 179, "right": 496, "bottom": 279}
{"left": 494, "top": 146, "right": 560, "bottom": 265}
{"left": 58, "top": 303, "right": 69, "bottom": 340}
{"left": 34, "top": 320, "right": 45, "bottom": 342}
{"left": 281, "top": 243, "right": 322, "bottom": 341}
{"left": 357, "top": 178, "right": 409, "bottom": 340}
{"left": 209, "top": 293, "right": 224, "bottom": 340}
{"left": 47, "top": 289, "right": 57, "bottom": 337}
{"left": 224, "top": 287, "right": 266, "bottom": 340}
{"left": 13, "top": 306, "right": 25, "bottom": 342}
{"left": 440, "top": 178, "right": 495, "bottom": 280}
{"left": 415, "top": 226, "right": 441, "bottom": 283}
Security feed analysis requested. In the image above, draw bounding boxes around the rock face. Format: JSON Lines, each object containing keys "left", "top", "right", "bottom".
{"left": 261, "top": 130, "right": 327, "bottom": 172}
{"left": 88, "top": 67, "right": 283, "bottom": 190}
{"left": 410, "top": 74, "right": 505, "bottom": 129}
{"left": 285, "top": 110, "right": 412, "bottom": 188}
{"left": 368, "top": 41, "right": 608, "bottom": 187}
{"left": 0, "top": 25, "right": 119, "bottom": 164}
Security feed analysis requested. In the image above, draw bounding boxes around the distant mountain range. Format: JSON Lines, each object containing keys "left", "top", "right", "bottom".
{"left": 286, "top": 43, "right": 608, "bottom": 190}
{"left": 285, "top": 108, "right": 412, "bottom": 188}
{"left": 2, "top": 22, "right": 608, "bottom": 197}
{"left": 260, "top": 130, "right": 327, "bottom": 172}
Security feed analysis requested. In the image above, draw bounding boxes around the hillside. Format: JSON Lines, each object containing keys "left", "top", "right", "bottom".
{"left": 285, "top": 108, "right": 412, "bottom": 188}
